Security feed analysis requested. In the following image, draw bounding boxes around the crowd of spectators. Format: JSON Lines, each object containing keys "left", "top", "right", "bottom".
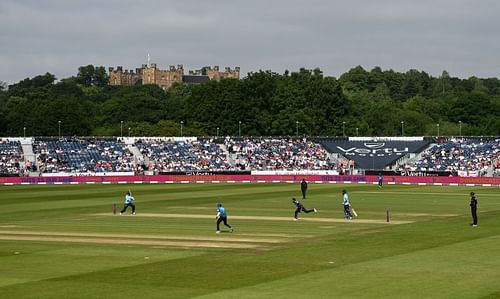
{"left": 0, "top": 140, "right": 23, "bottom": 176}
{"left": 225, "top": 137, "right": 336, "bottom": 171}
{"left": 136, "top": 138, "right": 232, "bottom": 173}
{"left": 398, "top": 138, "right": 500, "bottom": 176}
{"left": 33, "top": 139, "right": 136, "bottom": 173}
{"left": 6, "top": 137, "right": 499, "bottom": 176}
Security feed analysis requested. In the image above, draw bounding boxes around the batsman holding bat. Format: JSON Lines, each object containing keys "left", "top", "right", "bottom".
{"left": 215, "top": 203, "right": 233, "bottom": 233}
{"left": 342, "top": 189, "right": 353, "bottom": 220}
{"left": 120, "top": 190, "right": 136, "bottom": 215}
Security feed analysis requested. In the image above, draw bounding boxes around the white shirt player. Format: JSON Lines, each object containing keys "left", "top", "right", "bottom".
{"left": 343, "top": 193, "right": 350, "bottom": 206}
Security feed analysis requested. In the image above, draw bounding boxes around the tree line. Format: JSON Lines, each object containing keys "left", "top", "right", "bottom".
{"left": 0, "top": 65, "right": 499, "bottom": 137}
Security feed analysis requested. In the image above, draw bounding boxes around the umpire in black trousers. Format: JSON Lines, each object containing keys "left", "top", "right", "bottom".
{"left": 470, "top": 192, "right": 478, "bottom": 227}
{"left": 301, "top": 179, "right": 308, "bottom": 199}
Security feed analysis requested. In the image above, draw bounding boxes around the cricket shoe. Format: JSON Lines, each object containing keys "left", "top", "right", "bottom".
{"left": 293, "top": 218, "right": 298, "bottom": 221}
{"left": 216, "top": 230, "right": 221, "bottom": 234}
{"left": 230, "top": 228, "right": 234, "bottom": 233}
{"left": 314, "top": 208, "right": 318, "bottom": 213}
{"left": 132, "top": 212, "right": 136, "bottom": 215}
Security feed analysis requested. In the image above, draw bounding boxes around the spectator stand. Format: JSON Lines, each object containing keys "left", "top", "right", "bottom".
{"left": 135, "top": 137, "right": 232, "bottom": 174}
{"left": 398, "top": 137, "right": 500, "bottom": 177}
{"left": 0, "top": 139, "right": 23, "bottom": 177}
{"left": 33, "top": 137, "right": 136, "bottom": 175}
{"left": 225, "top": 137, "right": 337, "bottom": 172}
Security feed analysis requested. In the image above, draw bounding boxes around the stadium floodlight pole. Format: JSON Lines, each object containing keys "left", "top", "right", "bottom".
{"left": 58, "top": 120, "right": 61, "bottom": 139}
{"left": 401, "top": 121, "right": 404, "bottom": 137}
{"left": 23, "top": 127, "right": 26, "bottom": 138}
{"left": 180, "top": 121, "right": 184, "bottom": 137}
{"left": 459, "top": 121, "right": 462, "bottom": 137}
{"left": 120, "top": 121, "right": 123, "bottom": 138}
{"left": 296, "top": 121, "right": 299, "bottom": 137}
{"left": 437, "top": 123, "right": 440, "bottom": 137}
{"left": 238, "top": 121, "right": 241, "bottom": 138}
{"left": 216, "top": 127, "right": 219, "bottom": 138}
{"left": 356, "top": 127, "right": 359, "bottom": 137}
{"left": 128, "top": 127, "right": 131, "bottom": 137}
{"left": 342, "top": 121, "right": 346, "bottom": 137}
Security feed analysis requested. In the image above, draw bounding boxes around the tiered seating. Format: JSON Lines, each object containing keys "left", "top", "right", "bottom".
{"left": 136, "top": 139, "right": 232, "bottom": 172}
{"left": 33, "top": 139, "right": 135, "bottom": 173}
{"left": 399, "top": 138, "right": 499, "bottom": 176}
{"left": 0, "top": 140, "right": 23, "bottom": 176}
{"left": 225, "top": 137, "right": 336, "bottom": 171}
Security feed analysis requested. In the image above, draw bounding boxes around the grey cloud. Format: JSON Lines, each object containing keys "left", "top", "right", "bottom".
{"left": 1, "top": 0, "right": 500, "bottom": 84}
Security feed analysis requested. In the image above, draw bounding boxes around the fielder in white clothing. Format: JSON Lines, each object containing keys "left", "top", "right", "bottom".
{"left": 342, "top": 189, "right": 353, "bottom": 220}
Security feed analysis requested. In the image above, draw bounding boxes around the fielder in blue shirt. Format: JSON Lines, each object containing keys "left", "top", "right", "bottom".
{"left": 120, "top": 191, "right": 136, "bottom": 215}
{"left": 215, "top": 203, "right": 233, "bottom": 233}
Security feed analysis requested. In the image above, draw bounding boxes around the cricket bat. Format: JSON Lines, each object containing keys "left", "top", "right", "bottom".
{"left": 351, "top": 207, "right": 358, "bottom": 217}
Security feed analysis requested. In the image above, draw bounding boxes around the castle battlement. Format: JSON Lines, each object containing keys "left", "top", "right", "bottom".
{"left": 109, "top": 62, "right": 240, "bottom": 89}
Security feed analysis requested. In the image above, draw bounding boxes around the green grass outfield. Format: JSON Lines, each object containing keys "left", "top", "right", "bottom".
{"left": 0, "top": 183, "right": 499, "bottom": 298}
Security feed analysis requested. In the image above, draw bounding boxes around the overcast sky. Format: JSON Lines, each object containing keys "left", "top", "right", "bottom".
{"left": 1, "top": 0, "right": 499, "bottom": 84}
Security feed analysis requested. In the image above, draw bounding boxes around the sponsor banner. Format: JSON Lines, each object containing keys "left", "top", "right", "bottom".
{"left": 160, "top": 170, "right": 251, "bottom": 175}
{"left": 320, "top": 139, "right": 430, "bottom": 169}
{"left": 41, "top": 172, "right": 135, "bottom": 177}
{"left": 457, "top": 170, "right": 479, "bottom": 177}
{"left": 1, "top": 175, "right": 499, "bottom": 186}
{"left": 251, "top": 170, "right": 339, "bottom": 175}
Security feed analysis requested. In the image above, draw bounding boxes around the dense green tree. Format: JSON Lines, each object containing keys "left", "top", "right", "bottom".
{"left": 76, "top": 65, "right": 109, "bottom": 87}
{"left": 1, "top": 65, "right": 500, "bottom": 137}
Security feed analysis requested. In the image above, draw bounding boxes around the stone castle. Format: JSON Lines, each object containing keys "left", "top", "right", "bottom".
{"left": 108, "top": 63, "right": 240, "bottom": 89}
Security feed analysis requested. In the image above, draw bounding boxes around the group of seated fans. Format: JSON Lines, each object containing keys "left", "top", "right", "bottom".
{"left": 399, "top": 138, "right": 500, "bottom": 176}
{"left": 136, "top": 138, "right": 232, "bottom": 172}
{"left": 0, "top": 140, "right": 22, "bottom": 176}
{"left": 225, "top": 137, "right": 336, "bottom": 171}
{"left": 33, "top": 139, "right": 136, "bottom": 173}
{"left": 1, "top": 137, "right": 499, "bottom": 177}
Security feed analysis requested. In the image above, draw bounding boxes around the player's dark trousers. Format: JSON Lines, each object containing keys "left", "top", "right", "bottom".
{"left": 120, "top": 203, "right": 135, "bottom": 214}
{"left": 217, "top": 216, "right": 231, "bottom": 231}
{"left": 344, "top": 205, "right": 352, "bottom": 219}
{"left": 471, "top": 207, "right": 478, "bottom": 225}
{"left": 301, "top": 189, "right": 307, "bottom": 199}
{"left": 295, "top": 207, "right": 314, "bottom": 219}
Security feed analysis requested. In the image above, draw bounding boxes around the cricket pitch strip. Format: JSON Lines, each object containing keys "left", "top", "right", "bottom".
{"left": 96, "top": 213, "right": 413, "bottom": 224}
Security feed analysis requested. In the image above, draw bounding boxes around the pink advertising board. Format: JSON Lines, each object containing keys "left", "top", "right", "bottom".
{"left": 1, "top": 175, "right": 499, "bottom": 186}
